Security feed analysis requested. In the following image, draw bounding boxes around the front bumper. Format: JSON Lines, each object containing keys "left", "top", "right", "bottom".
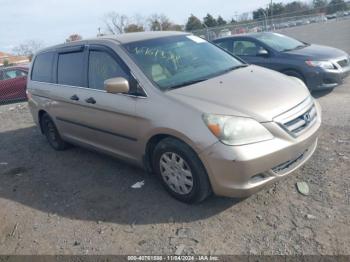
{"left": 306, "top": 64, "right": 350, "bottom": 91}
{"left": 199, "top": 100, "right": 321, "bottom": 198}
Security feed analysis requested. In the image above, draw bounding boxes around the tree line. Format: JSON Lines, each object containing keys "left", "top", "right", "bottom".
{"left": 9, "top": 0, "right": 349, "bottom": 58}
{"left": 253, "top": 0, "right": 348, "bottom": 20}
{"left": 102, "top": 0, "right": 349, "bottom": 33}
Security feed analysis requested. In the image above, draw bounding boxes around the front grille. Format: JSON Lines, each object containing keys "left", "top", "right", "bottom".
{"left": 337, "top": 58, "right": 350, "bottom": 68}
{"left": 274, "top": 97, "right": 317, "bottom": 137}
{"left": 283, "top": 105, "right": 317, "bottom": 135}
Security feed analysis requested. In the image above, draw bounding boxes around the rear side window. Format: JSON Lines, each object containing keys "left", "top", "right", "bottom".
{"left": 215, "top": 40, "right": 232, "bottom": 53}
{"left": 4, "top": 69, "right": 27, "bottom": 79}
{"left": 32, "top": 52, "right": 54, "bottom": 82}
{"left": 88, "top": 51, "right": 129, "bottom": 90}
{"left": 58, "top": 51, "right": 85, "bottom": 87}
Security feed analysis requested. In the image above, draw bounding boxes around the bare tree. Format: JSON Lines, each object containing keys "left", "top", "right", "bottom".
{"left": 66, "top": 34, "right": 83, "bottom": 42}
{"left": 104, "top": 12, "right": 129, "bottom": 34}
{"left": 148, "top": 14, "right": 181, "bottom": 31}
{"left": 12, "top": 40, "right": 43, "bottom": 59}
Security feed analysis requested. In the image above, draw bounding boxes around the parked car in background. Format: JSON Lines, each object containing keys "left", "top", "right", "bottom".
{"left": 27, "top": 32, "right": 321, "bottom": 203}
{"left": 213, "top": 32, "right": 350, "bottom": 91}
{"left": 0, "top": 66, "right": 28, "bottom": 103}
{"left": 326, "top": 14, "right": 337, "bottom": 20}
{"left": 218, "top": 29, "right": 231, "bottom": 38}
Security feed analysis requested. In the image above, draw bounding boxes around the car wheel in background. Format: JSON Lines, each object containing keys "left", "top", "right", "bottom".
{"left": 283, "top": 70, "right": 306, "bottom": 84}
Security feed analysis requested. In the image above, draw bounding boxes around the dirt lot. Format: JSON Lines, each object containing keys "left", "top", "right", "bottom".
{"left": 0, "top": 20, "right": 350, "bottom": 255}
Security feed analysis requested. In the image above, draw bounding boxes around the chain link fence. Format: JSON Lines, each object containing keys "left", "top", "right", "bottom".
{"left": 0, "top": 66, "right": 29, "bottom": 105}
{"left": 192, "top": 10, "right": 350, "bottom": 41}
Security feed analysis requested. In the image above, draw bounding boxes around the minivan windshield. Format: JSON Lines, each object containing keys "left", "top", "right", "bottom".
{"left": 123, "top": 35, "right": 244, "bottom": 90}
{"left": 255, "top": 33, "right": 308, "bottom": 52}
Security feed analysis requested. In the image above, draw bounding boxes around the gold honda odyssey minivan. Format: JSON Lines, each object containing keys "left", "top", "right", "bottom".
{"left": 27, "top": 31, "right": 321, "bottom": 203}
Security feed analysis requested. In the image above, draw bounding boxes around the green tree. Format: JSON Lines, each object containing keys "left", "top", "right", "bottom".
{"left": 268, "top": 2, "right": 285, "bottom": 16}
{"left": 313, "top": 0, "right": 328, "bottom": 8}
{"left": 229, "top": 18, "right": 237, "bottom": 24}
{"left": 203, "top": 13, "right": 218, "bottom": 27}
{"left": 217, "top": 16, "right": 227, "bottom": 26}
{"left": 253, "top": 8, "right": 267, "bottom": 20}
{"left": 313, "top": 0, "right": 328, "bottom": 12}
{"left": 327, "top": 0, "right": 347, "bottom": 13}
{"left": 284, "top": 1, "right": 310, "bottom": 15}
{"left": 185, "top": 14, "right": 203, "bottom": 31}
{"left": 3, "top": 59, "right": 10, "bottom": 67}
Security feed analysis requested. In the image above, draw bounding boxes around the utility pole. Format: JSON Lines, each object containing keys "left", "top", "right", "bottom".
{"left": 270, "top": 0, "right": 273, "bottom": 28}
{"left": 270, "top": 0, "right": 273, "bottom": 18}
{"left": 203, "top": 22, "right": 209, "bottom": 40}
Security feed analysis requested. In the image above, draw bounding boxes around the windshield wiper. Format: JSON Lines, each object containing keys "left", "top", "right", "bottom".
{"left": 166, "top": 78, "right": 210, "bottom": 90}
{"left": 224, "top": 64, "right": 249, "bottom": 72}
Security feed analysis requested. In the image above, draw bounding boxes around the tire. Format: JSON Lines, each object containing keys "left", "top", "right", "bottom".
{"left": 152, "top": 137, "right": 212, "bottom": 204}
{"left": 41, "top": 113, "right": 69, "bottom": 151}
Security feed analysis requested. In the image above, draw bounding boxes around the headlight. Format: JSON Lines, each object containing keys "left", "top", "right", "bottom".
{"left": 305, "top": 60, "right": 335, "bottom": 70}
{"left": 203, "top": 114, "right": 274, "bottom": 146}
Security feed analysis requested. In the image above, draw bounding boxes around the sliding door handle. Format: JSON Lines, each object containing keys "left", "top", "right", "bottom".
{"left": 70, "top": 94, "right": 79, "bottom": 101}
{"left": 85, "top": 97, "right": 96, "bottom": 104}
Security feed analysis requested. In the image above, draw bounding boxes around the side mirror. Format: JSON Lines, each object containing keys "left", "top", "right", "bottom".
{"left": 104, "top": 77, "right": 129, "bottom": 94}
{"left": 257, "top": 49, "right": 269, "bottom": 57}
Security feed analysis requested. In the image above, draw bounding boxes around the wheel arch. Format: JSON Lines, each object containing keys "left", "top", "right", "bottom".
{"left": 280, "top": 68, "right": 306, "bottom": 83}
{"left": 143, "top": 130, "right": 202, "bottom": 174}
{"left": 38, "top": 109, "right": 48, "bottom": 134}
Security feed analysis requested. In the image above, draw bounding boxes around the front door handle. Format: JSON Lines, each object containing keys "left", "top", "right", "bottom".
{"left": 70, "top": 94, "right": 79, "bottom": 101}
{"left": 85, "top": 97, "right": 96, "bottom": 104}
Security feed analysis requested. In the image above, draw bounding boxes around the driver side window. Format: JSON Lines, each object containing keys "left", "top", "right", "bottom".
{"left": 88, "top": 51, "right": 129, "bottom": 90}
{"left": 232, "top": 40, "right": 266, "bottom": 56}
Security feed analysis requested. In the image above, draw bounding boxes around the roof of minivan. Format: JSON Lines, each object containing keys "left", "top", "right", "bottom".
{"left": 101, "top": 31, "right": 189, "bottom": 44}
{"left": 37, "top": 31, "right": 190, "bottom": 54}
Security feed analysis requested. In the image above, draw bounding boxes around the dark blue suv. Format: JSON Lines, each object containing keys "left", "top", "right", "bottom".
{"left": 213, "top": 32, "right": 350, "bottom": 91}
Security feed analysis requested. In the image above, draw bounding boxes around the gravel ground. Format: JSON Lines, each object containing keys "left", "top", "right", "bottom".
{"left": 0, "top": 20, "right": 350, "bottom": 255}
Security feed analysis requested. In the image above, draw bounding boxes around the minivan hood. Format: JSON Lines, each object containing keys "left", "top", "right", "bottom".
{"left": 167, "top": 65, "right": 310, "bottom": 122}
{"left": 285, "top": 44, "right": 348, "bottom": 60}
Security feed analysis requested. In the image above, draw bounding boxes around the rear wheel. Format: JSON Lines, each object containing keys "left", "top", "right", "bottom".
{"left": 41, "top": 113, "right": 69, "bottom": 151}
{"left": 152, "top": 138, "right": 212, "bottom": 203}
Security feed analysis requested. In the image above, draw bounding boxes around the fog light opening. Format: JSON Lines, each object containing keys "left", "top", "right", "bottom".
{"left": 249, "top": 174, "right": 266, "bottom": 184}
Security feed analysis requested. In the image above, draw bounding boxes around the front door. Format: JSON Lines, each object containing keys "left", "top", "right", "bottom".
{"left": 231, "top": 39, "right": 271, "bottom": 68}
{"left": 52, "top": 45, "right": 140, "bottom": 162}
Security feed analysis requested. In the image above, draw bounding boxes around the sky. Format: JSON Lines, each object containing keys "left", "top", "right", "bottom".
{"left": 0, "top": 0, "right": 296, "bottom": 53}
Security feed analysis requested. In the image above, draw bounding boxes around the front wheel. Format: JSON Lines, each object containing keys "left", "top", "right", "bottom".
{"left": 152, "top": 138, "right": 212, "bottom": 204}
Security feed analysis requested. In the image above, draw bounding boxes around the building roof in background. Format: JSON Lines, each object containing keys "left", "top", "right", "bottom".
{"left": 0, "top": 51, "right": 29, "bottom": 67}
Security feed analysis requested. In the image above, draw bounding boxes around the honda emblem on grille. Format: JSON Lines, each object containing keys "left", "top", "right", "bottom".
{"left": 303, "top": 112, "right": 312, "bottom": 124}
